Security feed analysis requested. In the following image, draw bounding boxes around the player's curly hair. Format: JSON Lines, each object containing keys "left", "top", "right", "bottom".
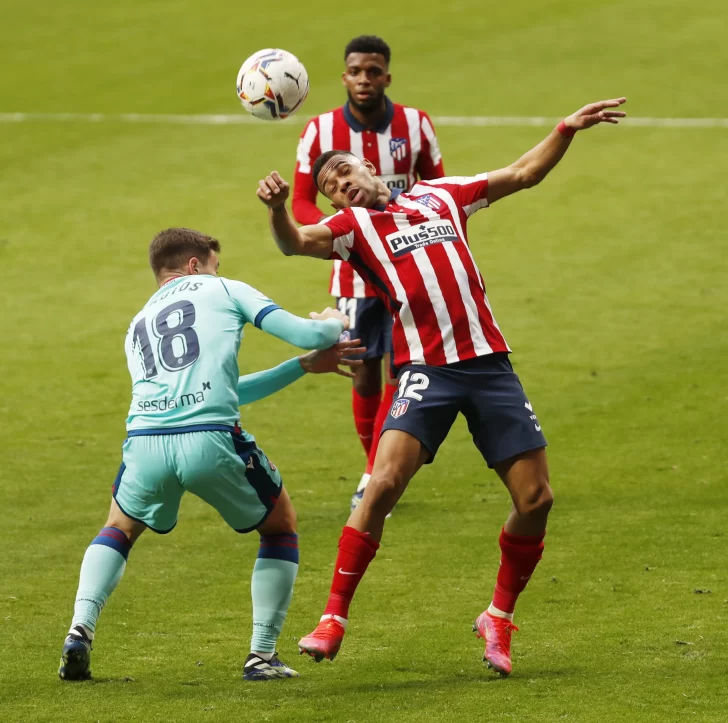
{"left": 149, "top": 228, "right": 221, "bottom": 277}
{"left": 344, "top": 35, "right": 391, "bottom": 65}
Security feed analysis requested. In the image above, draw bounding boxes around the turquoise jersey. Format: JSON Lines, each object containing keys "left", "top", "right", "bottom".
{"left": 124, "top": 275, "right": 280, "bottom": 431}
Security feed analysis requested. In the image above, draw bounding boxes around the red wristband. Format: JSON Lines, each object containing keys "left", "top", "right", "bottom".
{"left": 557, "top": 120, "right": 577, "bottom": 138}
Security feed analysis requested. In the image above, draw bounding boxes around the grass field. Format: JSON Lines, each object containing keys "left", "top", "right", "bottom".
{"left": 1, "top": 1, "right": 727, "bottom": 721}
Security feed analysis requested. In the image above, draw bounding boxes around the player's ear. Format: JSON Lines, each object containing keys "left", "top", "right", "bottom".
{"left": 330, "top": 202, "right": 343, "bottom": 211}
{"left": 384, "top": 72, "right": 392, "bottom": 88}
{"left": 188, "top": 256, "right": 199, "bottom": 275}
{"left": 362, "top": 159, "right": 377, "bottom": 175}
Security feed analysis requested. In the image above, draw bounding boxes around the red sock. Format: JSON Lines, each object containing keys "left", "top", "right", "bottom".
{"left": 352, "top": 389, "right": 381, "bottom": 456}
{"left": 365, "top": 383, "right": 396, "bottom": 474}
{"left": 323, "top": 526, "right": 380, "bottom": 619}
{"left": 491, "top": 527, "right": 545, "bottom": 614}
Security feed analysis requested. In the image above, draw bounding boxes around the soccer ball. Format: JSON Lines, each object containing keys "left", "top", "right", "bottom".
{"left": 236, "top": 49, "right": 309, "bottom": 121}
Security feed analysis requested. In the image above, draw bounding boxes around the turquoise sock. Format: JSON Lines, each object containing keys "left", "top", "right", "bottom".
{"left": 71, "top": 527, "right": 132, "bottom": 636}
{"left": 251, "top": 534, "right": 299, "bottom": 654}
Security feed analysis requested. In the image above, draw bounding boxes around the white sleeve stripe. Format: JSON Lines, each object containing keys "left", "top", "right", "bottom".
{"left": 404, "top": 107, "right": 421, "bottom": 175}
{"left": 319, "top": 112, "right": 334, "bottom": 153}
{"left": 423, "top": 173, "right": 488, "bottom": 187}
{"left": 464, "top": 198, "right": 489, "bottom": 216}
{"left": 420, "top": 115, "right": 442, "bottom": 166}
{"left": 349, "top": 126, "right": 364, "bottom": 160}
{"left": 296, "top": 121, "right": 318, "bottom": 174}
{"left": 332, "top": 231, "right": 355, "bottom": 261}
{"left": 376, "top": 125, "right": 394, "bottom": 176}
{"left": 318, "top": 210, "right": 345, "bottom": 225}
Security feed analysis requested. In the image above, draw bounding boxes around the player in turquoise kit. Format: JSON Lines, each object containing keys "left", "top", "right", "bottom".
{"left": 58, "top": 228, "right": 361, "bottom": 682}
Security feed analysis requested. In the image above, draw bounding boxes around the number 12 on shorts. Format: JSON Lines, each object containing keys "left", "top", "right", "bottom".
{"left": 397, "top": 370, "right": 430, "bottom": 400}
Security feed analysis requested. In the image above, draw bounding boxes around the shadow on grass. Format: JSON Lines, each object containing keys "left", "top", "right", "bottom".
{"left": 347, "top": 666, "right": 575, "bottom": 695}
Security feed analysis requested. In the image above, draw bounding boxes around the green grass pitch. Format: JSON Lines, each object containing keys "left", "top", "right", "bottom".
{"left": 1, "top": 0, "right": 727, "bottom": 720}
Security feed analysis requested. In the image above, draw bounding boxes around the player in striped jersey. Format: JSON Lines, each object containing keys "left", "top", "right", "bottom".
{"left": 259, "top": 97, "right": 626, "bottom": 674}
{"left": 292, "top": 35, "right": 445, "bottom": 511}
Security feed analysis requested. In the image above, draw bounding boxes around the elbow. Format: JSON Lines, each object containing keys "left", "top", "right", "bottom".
{"left": 274, "top": 238, "right": 301, "bottom": 257}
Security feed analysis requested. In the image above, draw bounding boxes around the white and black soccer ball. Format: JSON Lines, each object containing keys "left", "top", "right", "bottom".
{"left": 236, "top": 48, "right": 309, "bottom": 121}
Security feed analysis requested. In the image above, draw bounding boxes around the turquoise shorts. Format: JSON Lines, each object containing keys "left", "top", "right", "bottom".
{"left": 112, "top": 425, "right": 282, "bottom": 534}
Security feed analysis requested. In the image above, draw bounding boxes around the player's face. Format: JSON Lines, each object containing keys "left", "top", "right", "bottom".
{"left": 342, "top": 53, "right": 391, "bottom": 113}
{"left": 319, "top": 157, "right": 379, "bottom": 209}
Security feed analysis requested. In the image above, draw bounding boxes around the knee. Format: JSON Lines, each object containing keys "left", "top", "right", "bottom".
{"left": 365, "top": 466, "right": 406, "bottom": 504}
{"left": 277, "top": 504, "right": 297, "bottom": 535}
{"left": 514, "top": 480, "right": 554, "bottom": 518}
{"left": 104, "top": 516, "right": 142, "bottom": 545}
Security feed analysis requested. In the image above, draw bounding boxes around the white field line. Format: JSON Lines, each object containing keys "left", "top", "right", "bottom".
{"left": 0, "top": 112, "right": 727, "bottom": 129}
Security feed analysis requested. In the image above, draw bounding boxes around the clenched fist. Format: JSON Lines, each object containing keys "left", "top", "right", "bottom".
{"left": 257, "top": 171, "right": 290, "bottom": 208}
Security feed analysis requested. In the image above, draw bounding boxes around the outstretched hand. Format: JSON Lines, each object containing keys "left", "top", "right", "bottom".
{"left": 257, "top": 171, "right": 290, "bottom": 208}
{"left": 565, "top": 98, "right": 627, "bottom": 130}
{"left": 310, "top": 306, "right": 350, "bottom": 329}
{"left": 298, "top": 338, "right": 366, "bottom": 378}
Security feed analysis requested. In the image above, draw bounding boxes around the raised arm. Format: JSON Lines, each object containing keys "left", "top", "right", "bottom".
{"left": 487, "top": 98, "right": 626, "bottom": 204}
{"left": 257, "top": 171, "right": 334, "bottom": 258}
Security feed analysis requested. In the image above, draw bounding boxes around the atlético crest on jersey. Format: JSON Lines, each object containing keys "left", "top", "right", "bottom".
{"left": 390, "top": 398, "right": 410, "bottom": 418}
{"left": 389, "top": 138, "right": 408, "bottom": 160}
{"left": 412, "top": 193, "right": 446, "bottom": 214}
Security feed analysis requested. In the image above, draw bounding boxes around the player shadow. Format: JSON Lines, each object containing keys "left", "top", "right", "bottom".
{"left": 348, "top": 666, "right": 575, "bottom": 694}
{"left": 82, "top": 676, "right": 138, "bottom": 685}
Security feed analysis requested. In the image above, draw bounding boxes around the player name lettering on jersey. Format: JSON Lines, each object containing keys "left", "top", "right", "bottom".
{"left": 385, "top": 220, "right": 459, "bottom": 257}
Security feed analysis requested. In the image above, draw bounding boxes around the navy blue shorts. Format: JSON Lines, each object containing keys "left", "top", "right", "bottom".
{"left": 381, "top": 354, "right": 547, "bottom": 468}
{"left": 337, "top": 296, "right": 393, "bottom": 360}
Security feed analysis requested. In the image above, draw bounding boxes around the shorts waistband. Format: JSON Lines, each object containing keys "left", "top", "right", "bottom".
{"left": 127, "top": 424, "right": 237, "bottom": 437}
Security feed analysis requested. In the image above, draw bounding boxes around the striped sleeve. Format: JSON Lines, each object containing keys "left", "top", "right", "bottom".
{"left": 416, "top": 111, "right": 445, "bottom": 180}
{"left": 320, "top": 210, "right": 356, "bottom": 261}
{"left": 295, "top": 118, "right": 319, "bottom": 174}
{"left": 292, "top": 117, "right": 326, "bottom": 225}
{"left": 420, "top": 174, "right": 489, "bottom": 217}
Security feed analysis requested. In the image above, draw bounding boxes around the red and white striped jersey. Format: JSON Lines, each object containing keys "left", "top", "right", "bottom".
{"left": 293, "top": 98, "right": 445, "bottom": 298}
{"left": 320, "top": 175, "right": 510, "bottom": 370}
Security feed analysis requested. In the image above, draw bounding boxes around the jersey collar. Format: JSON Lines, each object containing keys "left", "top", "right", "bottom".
{"left": 343, "top": 97, "right": 395, "bottom": 133}
{"left": 374, "top": 188, "right": 403, "bottom": 211}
